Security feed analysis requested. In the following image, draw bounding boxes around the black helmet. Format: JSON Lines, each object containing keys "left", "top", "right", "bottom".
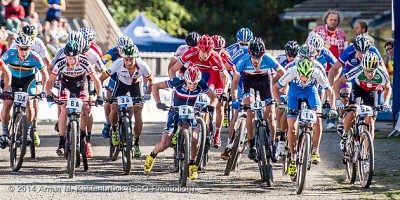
{"left": 284, "top": 40, "right": 299, "bottom": 57}
{"left": 20, "top": 25, "right": 38, "bottom": 38}
{"left": 248, "top": 37, "right": 265, "bottom": 58}
{"left": 185, "top": 31, "right": 200, "bottom": 47}
{"left": 64, "top": 41, "right": 80, "bottom": 56}
{"left": 120, "top": 44, "right": 139, "bottom": 58}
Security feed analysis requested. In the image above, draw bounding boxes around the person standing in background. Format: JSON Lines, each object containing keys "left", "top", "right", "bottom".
{"left": 349, "top": 19, "right": 374, "bottom": 46}
{"left": 383, "top": 39, "right": 394, "bottom": 84}
{"left": 43, "top": 0, "right": 65, "bottom": 22}
{"left": 4, "top": 0, "right": 24, "bottom": 32}
{"left": 19, "top": 0, "right": 33, "bottom": 18}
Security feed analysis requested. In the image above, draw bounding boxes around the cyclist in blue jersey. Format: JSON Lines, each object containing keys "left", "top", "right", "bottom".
{"left": 225, "top": 27, "right": 254, "bottom": 56}
{"left": 272, "top": 59, "right": 337, "bottom": 175}
{"left": 144, "top": 63, "right": 217, "bottom": 181}
{"left": 101, "top": 36, "right": 133, "bottom": 139}
{"left": 0, "top": 34, "right": 49, "bottom": 148}
{"left": 231, "top": 38, "right": 285, "bottom": 162}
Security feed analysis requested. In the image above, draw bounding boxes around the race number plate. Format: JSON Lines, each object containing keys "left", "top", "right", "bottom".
{"left": 117, "top": 96, "right": 133, "bottom": 108}
{"left": 178, "top": 105, "right": 195, "bottom": 119}
{"left": 356, "top": 105, "right": 374, "bottom": 117}
{"left": 66, "top": 98, "right": 83, "bottom": 113}
{"left": 195, "top": 93, "right": 210, "bottom": 107}
{"left": 300, "top": 109, "right": 317, "bottom": 123}
{"left": 14, "top": 92, "right": 29, "bottom": 107}
{"left": 250, "top": 101, "right": 265, "bottom": 110}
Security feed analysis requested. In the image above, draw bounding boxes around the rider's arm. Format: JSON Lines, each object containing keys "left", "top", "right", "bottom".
{"left": 168, "top": 61, "right": 183, "bottom": 78}
{"left": 88, "top": 72, "right": 103, "bottom": 97}
{"left": 167, "top": 57, "right": 179, "bottom": 71}
{"left": 328, "top": 61, "right": 343, "bottom": 85}
{"left": 0, "top": 61, "right": 11, "bottom": 92}
{"left": 332, "top": 76, "right": 347, "bottom": 99}
{"left": 383, "top": 82, "right": 392, "bottom": 105}
{"left": 206, "top": 90, "right": 218, "bottom": 107}
{"left": 39, "top": 67, "right": 49, "bottom": 90}
{"left": 272, "top": 83, "right": 283, "bottom": 105}
{"left": 145, "top": 74, "right": 154, "bottom": 94}
{"left": 45, "top": 73, "right": 57, "bottom": 95}
{"left": 325, "top": 88, "right": 336, "bottom": 109}
{"left": 231, "top": 73, "right": 240, "bottom": 101}
{"left": 98, "top": 72, "right": 109, "bottom": 85}
{"left": 152, "top": 81, "right": 168, "bottom": 104}
{"left": 219, "top": 69, "right": 229, "bottom": 94}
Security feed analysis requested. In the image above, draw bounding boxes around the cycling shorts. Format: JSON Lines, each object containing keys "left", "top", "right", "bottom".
{"left": 242, "top": 74, "right": 272, "bottom": 101}
{"left": 349, "top": 83, "right": 376, "bottom": 107}
{"left": 112, "top": 79, "right": 143, "bottom": 106}
{"left": 163, "top": 111, "right": 198, "bottom": 134}
{"left": 287, "top": 86, "right": 320, "bottom": 118}
{"left": 12, "top": 74, "right": 36, "bottom": 95}
{"left": 59, "top": 79, "right": 89, "bottom": 100}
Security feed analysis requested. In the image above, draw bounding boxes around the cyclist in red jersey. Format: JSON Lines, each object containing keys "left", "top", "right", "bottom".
{"left": 168, "top": 34, "right": 230, "bottom": 147}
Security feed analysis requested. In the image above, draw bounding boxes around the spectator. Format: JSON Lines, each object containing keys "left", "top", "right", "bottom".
{"left": 349, "top": 19, "right": 374, "bottom": 45}
{"left": 44, "top": 0, "right": 66, "bottom": 22}
{"left": 19, "top": 0, "right": 33, "bottom": 18}
{"left": 0, "top": 0, "right": 12, "bottom": 26}
{"left": 5, "top": 0, "right": 24, "bottom": 32}
{"left": 312, "top": 9, "right": 347, "bottom": 62}
{"left": 383, "top": 39, "right": 394, "bottom": 83}
{"left": 0, "top": 27, "right": 8, "bottom": 56}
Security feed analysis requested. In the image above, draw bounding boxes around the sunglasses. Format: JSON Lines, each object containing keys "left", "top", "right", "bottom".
{"left": 214, "top": 48, "right": 222, "bottom": 52}
{"left": 18, "top": 47, "right": 30, "bottom": 51}
{"left": 239, "top": 42, "right": 248, "bottom": 46}
{"left": 364, "top": 69, "right": 376, "bottom": 73}
{"left": 385, "top": 46, "right": 393, "bottom": 51}
{"left": 251, "top": 55, "right": 262, "bottom": 60}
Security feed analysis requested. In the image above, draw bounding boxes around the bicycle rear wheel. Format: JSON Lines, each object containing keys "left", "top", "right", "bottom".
{"left": 195, "top": 117, "right": 206, "bottom": 170}
{"left": 257, "top": 126, "right": 273, "bottom": 187}
{"left": 81, "top": 140, "right": 88, "bottom": 171}
{"left": 10, "top": 113, "right": 28, "bottom": 172}
{"left": 178, "top": 129, "right": 190, "bottom": 187}
{"left": 29, "top": 125, "right": 35, "bottom": 158}
{"left": 296, "top": 131, "right": 310, "bottom": 195}
{"left": 121, "top": 117, "right": 132, "bottom": 175}
{"left": 358, "top": 131, "right": 374, "bottom": 188}
{"left": 345, "top": 128, "right": 356, "bottom": 184}
{"left": 67, "top": 121, "right": 77, "bottom": 178}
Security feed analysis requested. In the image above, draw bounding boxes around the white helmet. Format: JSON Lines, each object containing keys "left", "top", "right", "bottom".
{"left": 307, "top": 32, "right": 324, "bottom": 51}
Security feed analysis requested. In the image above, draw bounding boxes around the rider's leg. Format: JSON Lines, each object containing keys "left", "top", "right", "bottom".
{"left": 214, "top": 100, "right": 224, "bottom": 147}
{"left": 365, "top": 116, "right": 376, "bottom": 140}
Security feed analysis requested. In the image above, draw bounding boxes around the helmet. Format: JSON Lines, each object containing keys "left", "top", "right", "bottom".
{"left": 20, "top": 25, "right": 38, "bottom": 38}
{"left": 362, "top": 51, "right": 379, "bottom": 71}
{"left": 67, "top": 31, "right": 83, "bottom": 42}
{"left": 236, "top": 27, "right": 254, "bottom": 42}
{"left": 184, "top": 63, "right": 202, "bottom": 83}
{"left": 197, "top": 34, "right": 214, "bottom": 53}
{"left": 15, "top": 34, "right": 34, "bottom": 47}
{"left": 64, "top": 40, "right": 80, "bottom": 56}
{"left": 116, "top": 36, "right": 133, "bottom": 48}
{"left": 297, "top": 58, "right": 315, "bottom": 77}
{"left": 80, "top": 27, "right": 96, "bottom": 41}
{"left": 298, "top": 44, "right": 317, "bottom": 59}
{"left": 248, "top": 37, "right": 265, "bottom": 57}
{"left": 353, "top": 34, "right": 371, "bottom": 52}
{"left": 211, "top": 35, "right": 226, "bottom": 49}
{"left": 284, "top": 40, "right": 299, "bottom": 57}
{"left": 307, "top": 32, "right": 324, "bottom": 51}
{"left": 185, "top": 31, "right": 200, "bottom": 47}
{"left": 120, "top": 44, "right": 139, "bottom": 58}
{"left": 77, "top": 36, "right": 89, "bottom": 54}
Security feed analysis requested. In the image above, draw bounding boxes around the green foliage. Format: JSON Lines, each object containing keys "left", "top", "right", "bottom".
{"left": 103, "top": 0, "right": 308, "bottom": 48}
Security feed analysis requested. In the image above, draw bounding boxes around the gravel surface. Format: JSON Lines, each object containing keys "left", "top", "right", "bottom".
{"left": 0, "top": 121, "right": 398, "bottom": 200}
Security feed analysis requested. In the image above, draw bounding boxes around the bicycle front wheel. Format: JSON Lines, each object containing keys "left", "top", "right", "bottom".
{"left": 358, "top": 131, "right": 374, "bottom": 188}
{"left": 296, "top": 131, "right": 310, "bottom": 195}
{"left": 121, "top": 117, "right": 132, "bottom": 175}
{"left": 225, "top": 118, "right": 245, "bottom": 176}
{"left": 10, "top": 113, "right": 28, "bottom": 172}
{"left": 257, "top": 126, "right": 273, "bottom": 187}
{"left": 67, "top": 121, "right": 77, "bottom": 178}
{"left": 195, "top": 117, "right": 207, "bottom": 170}
{"left": 345, "top": 128, "right": 356, "bottom": 184}
{"left": 29, "top": 126, "right": 35, "bottom": 158}
{"left": 178, "top": 129, "right": 190, "bottom": 187}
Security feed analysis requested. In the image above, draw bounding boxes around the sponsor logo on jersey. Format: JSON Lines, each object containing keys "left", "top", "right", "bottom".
{"left": 374, "top": 74, "right": 380, "bottom": 79}
{"left": 10, "top": 52, "right": 15, "bottom": 56}
{"left": 30, "top": 53, "right": 39, "bottom": 62}
{"left": 183, "top": 51, "right": 198, "bottom": 60}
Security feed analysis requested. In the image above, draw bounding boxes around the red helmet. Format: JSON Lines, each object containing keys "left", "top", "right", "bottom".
{"left": 184, "top": 63, "right": 202, "bottom": 83}
{"left": 197, "top": 34, "right": 214, "bottom": 53}
{"left": 211, "top": 35, "right": 226, "bottom": 49}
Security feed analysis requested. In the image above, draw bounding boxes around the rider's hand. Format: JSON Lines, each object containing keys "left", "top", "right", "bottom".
{"left": 156, "top": 103, "right": 167, "bottom": 110}
{"left": 382, "top": 103, "right": 392, "bottom": 112}
{"left": 329, "top": 110, "right": 338, "bottom": 119}
{"left": 143, "top": 94, "right": 151, "bottom": 101}
{"left": 1, "top": 91, "right": 12, "bottom": 100}
{"left": 96, "top": 96, "right": 104, "bottom": 106}
{"left": 278, "top": 102, "right": 286, "bottom": 111}
{"left": 220, "top": 93, "right": 228, "bottom": 102}
{"left": 232, "top": 99, "right": 240, "bottom": 110}
{"left": 206, "top": 105, "right": 215, "bottom": 113}
{"left": 40, "top": 92, "right": 47, "bottom": 99}
{"left": 46, "top": 95, "right": 54, "bottom": 103}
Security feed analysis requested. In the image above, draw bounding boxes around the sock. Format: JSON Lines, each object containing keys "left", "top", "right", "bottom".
{"left": 112, "top": 125, "right": 117, "bottom": 132}
{"left": 59, "top": 136, "right": 65, "bottom": 146}
{"left": 312, "top": 147, "right": 318, "bottom": 154}
{"left": 2, "top": 123, "right": 9, "bottom": 136}
{"left": 249, "top": 138, "right": 255, "bottom": 148}
{"left": 134, "top": 136, "right": 140, "bottom": 146}
{"left": 189, "top": 160, "right": 195, "bottom": 165}
{"left": 80, "top": 130, "right": 86, "bottom": 140}
{"left": 105, "top": 116, "right": 110, "bottom": 124}
{"left": 86, "top": 132, "right": 91, "bottom": 142}
{"left": 291, "top": 154, "right": 296, "bottom": 160}
{"left": 150, "top": 151, "right": 157, "bottom": 158}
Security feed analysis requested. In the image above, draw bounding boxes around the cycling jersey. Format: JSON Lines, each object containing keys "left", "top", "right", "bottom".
{"left": 2, "top": 49, "right": 44, "bottom": 78}
{"left": 345, "top": 65, "right": 389, "bottom": 92}
{"left": 316, "top": 47, "right": 337, "bottom": 72}
{"left": 235, "top": 53, "right": 283, "bottom": 75}
{"left": 276, "top": 53, "right": 290, "bottom": 67}
{"left": 90, "top": 42, "right": 103, "bottom": 58}
{"left": 229, "top": 46, "right": 248, "bottom": 65}
{"left": 173, "top": 45, "right": 190, "bottom": 60}
{"left": 10, "top": 37, "right": 49, "bottom": 59}
{"left": 85, "top": 48, "right": 105, "bottom": 72}
{"left": 51, "top": 55, "right": 93, "bottom": 81}
{"left": 51, "top": 47, "right": 65, "bottom": 65}
{"left": 102, "top": 46, "right": 119, "bottom": 66}
{"left": 166, "top": 76, "right": 210, "bottom": 107}
{"left": 106, "top": 57, "right": 152, "bottom": 85}
{"left": 339, "top": 45, "right": 382, "bottom": 75}
{"left": 225, "top": 43, "right": 241, "bottom": 56}
{"left": 179, "top": 48, "right": 225, "bottom": 83}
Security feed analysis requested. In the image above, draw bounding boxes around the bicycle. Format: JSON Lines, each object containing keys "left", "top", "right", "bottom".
{"left": 108, "top": 96, "right": 143, "bottom": 175}
{"left": 7, "top": 91, "right": 41, "bottom": 171}
{"left": 250, "top": 92, "right": 275, "bottom": 187}
{"left": 287, "top": 101, "right": 323, "bottom": 195}
{"left": 200, "top": 105, "right": 215, "bottom": 170}
{"left": 224, "top": 103, "right": 248, "bottom": 176}
{"left": 342, "top": 105, "right": 380, "bottom": 188}
{"left": 53, "top": 95, "right": 90, "bottom": 178}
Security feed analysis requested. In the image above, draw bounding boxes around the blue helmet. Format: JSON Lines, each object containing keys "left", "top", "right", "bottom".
{"left": 236, "top": 28, "right": 254, "bottom": 42}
